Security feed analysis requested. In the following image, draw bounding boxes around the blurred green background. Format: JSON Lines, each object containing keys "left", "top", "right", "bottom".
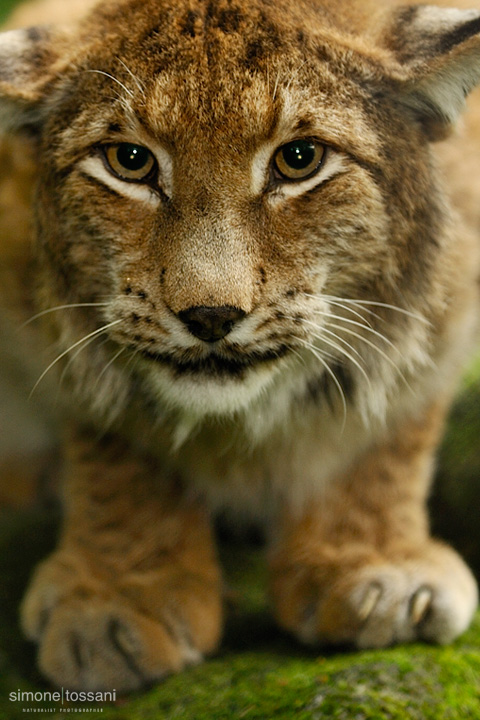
{"left": 0, "top": 0, "right": 19, "bottom": 23}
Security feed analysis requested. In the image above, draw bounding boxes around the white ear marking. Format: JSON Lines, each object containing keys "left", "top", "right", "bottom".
{"left": 0, "top": 25, "right": 64, "bottom": 129}
{"left": 413, "top": 6, "right": 480, "bottom": 34}
{"left": 388, "top": 5, "right": 480, "bottom": 138}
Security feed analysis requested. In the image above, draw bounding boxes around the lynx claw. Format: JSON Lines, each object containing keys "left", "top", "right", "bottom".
{"left": 358, "top": 583, "right": 382, "bottom": 623}
{"left": 410, "top": 587, "right": 433, "bottom": 626}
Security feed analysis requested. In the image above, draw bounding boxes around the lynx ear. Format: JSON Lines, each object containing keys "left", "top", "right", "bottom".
{"left": 387, "top": 5, "right": 480, "bottom": 139}
{"left": 0, "top": 26, "right": 67, "bottom": 129}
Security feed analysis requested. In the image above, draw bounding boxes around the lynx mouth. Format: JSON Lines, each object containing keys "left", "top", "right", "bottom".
{"left": 139, "top": 345, "right": 290, "bottom": 378}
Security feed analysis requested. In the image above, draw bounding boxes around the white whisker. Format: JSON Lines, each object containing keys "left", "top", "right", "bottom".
{"left": 278, "top": 314, "right": 342, "bottom": 363}
{"left": 284, "top": 60, "right": 308, "bottom": 93}
{"left": 85, "top": 69, "right": 135, "bottom": 99}
{"left": 272, "top": 68, "right": 281, "bottom": 101}
{"left": 20, "top": 303, "right": 109, "bottom": 329}
{"left": 289, "top": 345, "right": 309, "bottom": 370}
{"left": 323, "top": 298, "right": 375, "bottom": 326}
{"left": 313, "top": 309, "right": 399, "bottom": 354}
{"left": 326, "top": 296, "right": 431, "bottom": 325}
{"left": 58, "top": 336, "right": 110, "bottom": 392}
{"left": 320, "top": 326, "right": 363, "bottom": 360}
{"left": 93, "top": 346, "right": 127, "bottom": 391}
{"left": 304, "top": 292, "right": 431, "bottom": 326}
{"left": 118, "top": 59, "right": 146, "bottom": 98}
{"left": 325, "top": 322, "right": 413, "bottom": 392}
{"left": 119, "top": 345, "right": 143, "bottom": 384}
{"left": 29, "top": 320, "right": 122, "bottom": 398}
{"left": 317, "top": 327, "right": 372, "bottom": 390}
{"left": 294, "top": 315, "right": 371, "bottom": 388}
{"left": 298, "top": 338, "right": 347, "bottom": 430}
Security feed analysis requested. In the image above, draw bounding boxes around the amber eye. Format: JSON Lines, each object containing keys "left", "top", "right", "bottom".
{"left": 274, "top": 139, "right": 325, "bottom": 181}
{"left": 103, "top": 143, "right": 156, "bottom": 182}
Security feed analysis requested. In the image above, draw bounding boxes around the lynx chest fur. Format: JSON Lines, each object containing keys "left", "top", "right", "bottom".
{"left": 0, "top": 0, "right": 479, "bottom": 693}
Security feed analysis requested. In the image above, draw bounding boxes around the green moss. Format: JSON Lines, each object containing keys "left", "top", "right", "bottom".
{"left": 88, "top": 618, "right": 480, "bottom": 720}
{"left": 93, "top": 608, "right": 480, "bottom": 720}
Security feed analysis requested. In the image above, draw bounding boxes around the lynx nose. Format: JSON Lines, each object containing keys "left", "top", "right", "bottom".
{"left": 178, "top": 305, "right": 246, "bottom": 343}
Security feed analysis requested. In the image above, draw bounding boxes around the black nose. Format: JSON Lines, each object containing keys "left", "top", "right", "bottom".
{"left": 178, "top": 305, "right": 246, "bottom": 343}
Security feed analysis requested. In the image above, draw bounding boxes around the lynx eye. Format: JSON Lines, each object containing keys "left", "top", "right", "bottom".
{"left": 274, "top": 139, "right": 325, "bottom": 181}
{"left": 103, "top": 143, "right": 156, "bottom": 182}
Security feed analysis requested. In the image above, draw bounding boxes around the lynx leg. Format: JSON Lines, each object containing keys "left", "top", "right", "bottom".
{"left": 269, "top": 403, "right": 478, "bottom": 648}
{"left": 21, "top": 429, "right": 222, "bottom": 691}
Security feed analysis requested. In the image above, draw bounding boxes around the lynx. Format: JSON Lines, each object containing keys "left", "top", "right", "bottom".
{"left": 0, "top": 0, "right": 479, "bottom": 692}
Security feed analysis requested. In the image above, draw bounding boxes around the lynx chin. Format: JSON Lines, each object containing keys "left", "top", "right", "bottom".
{"left": 0, "top": 0, "right": 479, "bottom": 693}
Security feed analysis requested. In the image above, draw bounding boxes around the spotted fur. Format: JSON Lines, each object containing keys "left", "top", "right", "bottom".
{"left": 0, "top": 0, "right": 479, "bottom": 692}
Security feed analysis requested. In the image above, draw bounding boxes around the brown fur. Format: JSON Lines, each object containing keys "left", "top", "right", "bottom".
{"left": 0, "top": 0, "right": 479, "bottom": 692}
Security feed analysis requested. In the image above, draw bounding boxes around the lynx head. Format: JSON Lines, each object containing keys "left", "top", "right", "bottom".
{"left": 1, "top": 0, "right": 480, "bottom": 432}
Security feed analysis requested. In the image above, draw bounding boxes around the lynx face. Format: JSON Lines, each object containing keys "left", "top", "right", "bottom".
{"left": 1, "top": 0, "right": 479, "bottom": 428}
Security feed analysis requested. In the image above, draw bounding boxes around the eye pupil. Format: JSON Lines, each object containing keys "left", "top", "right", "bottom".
{"left": 103, "top": 142, "right": 156, "bottom": 182}
{"left": 116, "top": 144, "right": 150, "bottom": 171}
{"left": 274, "top": 139, "right": 325, "bottom": 181}
{"left": 281, "top": 140, "right": 316, "bottom": 170}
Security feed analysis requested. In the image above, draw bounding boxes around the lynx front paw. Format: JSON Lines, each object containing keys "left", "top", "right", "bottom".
{"left": 270, "top": 542, "right": 478, "bottom": 649}
{"left": 21, "top": 552, "right": 222, "bottom": 691}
